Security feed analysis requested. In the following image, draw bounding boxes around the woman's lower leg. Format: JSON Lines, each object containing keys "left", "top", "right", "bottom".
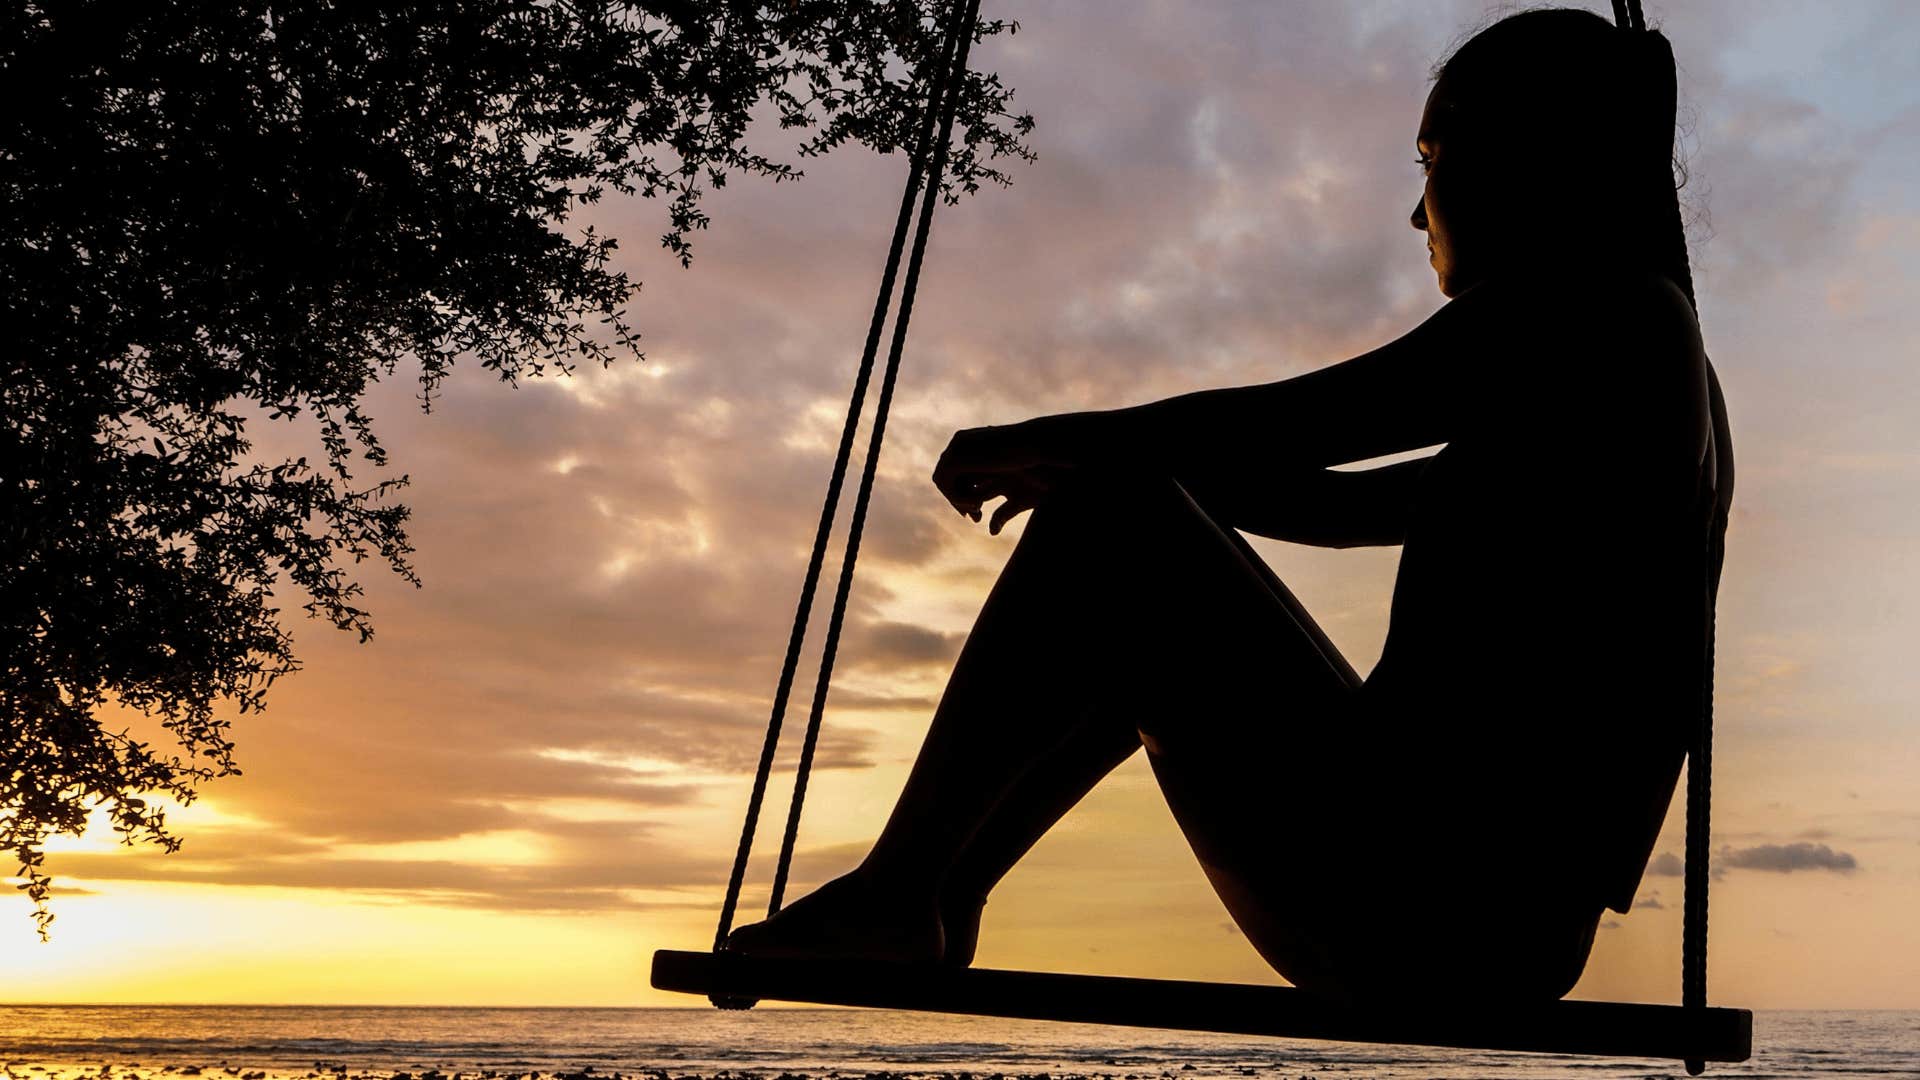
{"left": 856, "top": 486, "right": 1148, "bottom": 894}
{"left": 725, "top": 482, "right": 1149, "bottom": 960}
{"left": 933, "top": 713, "right": 1144, "bottom": 965}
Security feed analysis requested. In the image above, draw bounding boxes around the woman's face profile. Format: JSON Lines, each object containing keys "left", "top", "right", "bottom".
{"left": 1410, "top": 79, "right": 1479, "bottom": 298}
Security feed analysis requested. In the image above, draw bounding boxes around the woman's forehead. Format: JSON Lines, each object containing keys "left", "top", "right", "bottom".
{"left": 1417, "top": 82, "right": 1456, "bottom": 145}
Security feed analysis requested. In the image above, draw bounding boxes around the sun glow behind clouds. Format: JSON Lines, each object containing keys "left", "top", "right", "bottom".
{"left": 39, "top": 799, "right": 267, "bottom": 856}
{"left": 3, "top": 882, "right": 707, "bottom": 1005}
{"left": 534, "top": 746, "right": 709, "bottom": 780}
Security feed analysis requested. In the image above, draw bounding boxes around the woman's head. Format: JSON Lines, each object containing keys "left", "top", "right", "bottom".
{"left": 1411, "top": 8, "right": 1690, "bottom": 302}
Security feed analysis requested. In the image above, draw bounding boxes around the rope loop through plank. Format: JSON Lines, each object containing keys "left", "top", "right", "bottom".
{"left": 710, "top": 0, "right": 982, "bottom": 974}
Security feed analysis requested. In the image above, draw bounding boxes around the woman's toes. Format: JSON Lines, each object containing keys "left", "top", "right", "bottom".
{"left": 720, "top": 918, "right": 775, "bottom": 953}
{"left": 720, "top": 872, "right": 943, "bottom": 964}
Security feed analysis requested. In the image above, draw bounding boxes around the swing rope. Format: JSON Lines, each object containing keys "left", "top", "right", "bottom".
{"left": 770, "top": 0, "right": 983, "bottom": 918}
{"left": 1613, "top": 0, "right": 1725, "bottom": 1068}
{"left": 1685, "top": 486, "right": 1724, "bottom": 1075}
{"left": 711, "top": 0, "right": 980, "bottom": 960}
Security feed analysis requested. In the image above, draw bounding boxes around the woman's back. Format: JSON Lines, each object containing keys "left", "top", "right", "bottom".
{"left": 1366, "top": 272, "right": 1726, "bottom": 914}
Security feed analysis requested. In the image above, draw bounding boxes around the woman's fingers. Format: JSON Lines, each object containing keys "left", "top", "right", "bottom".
{"left": 934, "top": 427, "right": 1021, "bottom": 518}
{"left": 988, "top": 491, "right": 1039, "bottom": 535}
{"left": 931, "top": 434, "right": 980, "bottom": 514}
{"left": 935, "top": 465, "right": 1045, "bottom": 528}
{"left": 987, "top": 469, "right": 1071, "bottom": 535}
{"left": 931, "top": 424, "right": 1082, "bottom": 530}
{"left": 934, "top": 468, "right": 990, "bottom": 519}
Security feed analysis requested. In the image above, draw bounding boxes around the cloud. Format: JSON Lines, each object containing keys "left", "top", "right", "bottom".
{"left": 1720, "top": 842, "right": 1860, "bottom": 874}
{"left": 1646, "top": 842, "right": 1861, "bottom": 881}
{"left": 823, "top": 688, "right": 940, "bottom": 712}
{"left": 53, "top": 820, "right": 725, "bottom": 913}
{"left": 850, "top": 620, "right": 967, "bottom": 669}
{"left": 52, "top": 812, "right": 889, "bottom": 914}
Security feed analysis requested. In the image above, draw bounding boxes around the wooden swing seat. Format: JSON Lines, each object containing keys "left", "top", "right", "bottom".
{"left": 650, "top": 949, "right": 1753, "bottom": 1065}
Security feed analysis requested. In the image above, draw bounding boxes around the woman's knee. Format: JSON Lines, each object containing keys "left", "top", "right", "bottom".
{"left": 1012, "top": 472, "right": 1181, "bottom": 562}
{"left": 1029, "top": 469, "right": 1215, "bottom": 544}
{"left": 1037, "top": 466, "right": 1172, "bottom": 513}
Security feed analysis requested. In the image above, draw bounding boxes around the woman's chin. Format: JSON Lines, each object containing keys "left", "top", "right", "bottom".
{"left": 1435, "top": 267, "right": 1483, "bottom": 298}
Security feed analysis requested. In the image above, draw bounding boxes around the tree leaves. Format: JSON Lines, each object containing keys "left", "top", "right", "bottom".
{"left": 0, "top": 0, "right": 1032, "bottom": 934}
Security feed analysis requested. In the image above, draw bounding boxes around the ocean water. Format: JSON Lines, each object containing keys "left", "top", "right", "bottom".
{"left": 0, "top": 1006, "right": 1913, "bottom": 1080}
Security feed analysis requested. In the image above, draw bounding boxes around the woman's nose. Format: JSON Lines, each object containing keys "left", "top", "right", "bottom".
{"left": 1410, "top": 196, "right": 1428, "bottom": 232}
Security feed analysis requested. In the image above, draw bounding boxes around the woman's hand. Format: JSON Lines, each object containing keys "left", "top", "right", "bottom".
{"left": 932, "top": 416, "right": 1098, "bottom": 535}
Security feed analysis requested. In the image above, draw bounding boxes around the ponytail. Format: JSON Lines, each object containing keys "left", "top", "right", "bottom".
{"left": 1631, "top": 28, "right": 1698, "bottom": 315}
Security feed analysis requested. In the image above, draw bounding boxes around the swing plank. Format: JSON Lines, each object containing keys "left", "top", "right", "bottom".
{"left": 650, "top": 950, "right": 1751, "bottom": 1065}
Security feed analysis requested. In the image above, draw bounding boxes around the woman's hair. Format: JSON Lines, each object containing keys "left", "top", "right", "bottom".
{"left": 1431, "top": 8, "right": 1695, "bottom": 313}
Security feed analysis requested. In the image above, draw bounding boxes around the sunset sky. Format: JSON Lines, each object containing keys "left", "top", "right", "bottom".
{"left": 9, "top": 0, "right": 1919, "bottom": 1009}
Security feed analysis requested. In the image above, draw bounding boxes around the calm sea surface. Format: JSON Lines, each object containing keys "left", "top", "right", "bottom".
{"left": 0, "top": 1006, "right": 1912, "bottom": 1080}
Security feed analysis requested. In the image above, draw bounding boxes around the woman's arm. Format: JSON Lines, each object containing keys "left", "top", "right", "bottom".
{"left": 933, "top": 273, "right": 1698, "bottom": 533}
{"left": 1086, "top": 281, "right": 1507, "bottom": 480}
{"left": 1180, "top": 457, "right": 1435, "bottom": 548}
{"left": 934, "top": 286, "right": 1501, "bottom": 531}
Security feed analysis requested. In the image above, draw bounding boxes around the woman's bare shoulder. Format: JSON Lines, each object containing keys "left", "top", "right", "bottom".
{"left": 1471, "top": 270, "right": 1706, "bottom": 386}
{"left": 1443, "top": 270, "right": 1710, "bottom": 456}
{"left": 1462, "top": 267, "right": 1698, "bottom": 342}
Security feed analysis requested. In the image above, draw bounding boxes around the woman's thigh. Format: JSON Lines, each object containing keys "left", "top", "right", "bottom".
{"left": 1066, "top": 474, "right": 1601, "bottom": 997}
{"left": 1046, "top": 472, "right": 1363, "bottom": 716}
{"left": 1036, "top": 477, "right": 1412, "bottom": 976}
{"left": 1041, "top": 473, "right": 1599, "bottom": 998}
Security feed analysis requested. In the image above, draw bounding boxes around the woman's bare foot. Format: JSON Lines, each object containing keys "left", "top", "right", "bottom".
{"left": 723, "top": 869, "right": 945, "bottom": 965}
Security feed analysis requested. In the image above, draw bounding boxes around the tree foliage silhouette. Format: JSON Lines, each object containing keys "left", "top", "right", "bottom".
{"left": 0, "top": 0, "right": 1032, "bottom": 934}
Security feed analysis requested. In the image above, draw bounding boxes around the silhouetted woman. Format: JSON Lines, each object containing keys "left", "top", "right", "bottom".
{"left": 728, "top": 7, "right": 1735, "bottom": 1002}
